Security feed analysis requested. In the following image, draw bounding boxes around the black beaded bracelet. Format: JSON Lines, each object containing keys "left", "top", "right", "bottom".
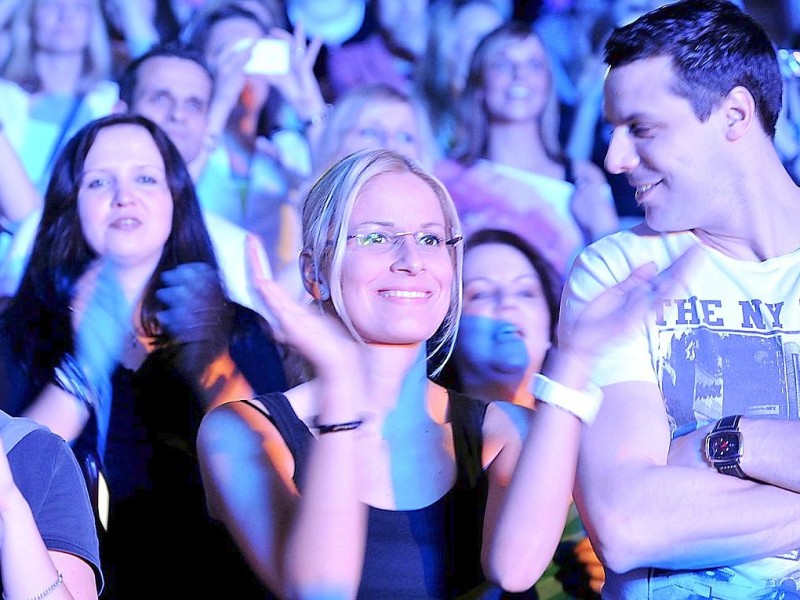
{"left": 53, "top": 353, "right": 99, "bottom": 412}
{"left": 313, "top": 417, "right": 363, "bottom": 435}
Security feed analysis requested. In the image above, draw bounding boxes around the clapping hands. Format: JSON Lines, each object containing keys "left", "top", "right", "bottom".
{"left": 156, "top": 262, "right": 234, "bottom": 379}
{"left": 70, "top": 260, "right": 133, "bottom": 403}
{"left": 563, "top": 244, "right": 703, "bottom": 359}
{"left": 245, "top": 237, "right": 362, "bottom": 388}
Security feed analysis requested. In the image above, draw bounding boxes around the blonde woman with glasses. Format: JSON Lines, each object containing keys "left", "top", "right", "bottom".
{"left": 196, "top": 147, "right": 675, "bottom": 598}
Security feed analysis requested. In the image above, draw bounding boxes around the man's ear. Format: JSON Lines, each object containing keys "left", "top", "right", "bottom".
{"left": 300, "top": 251, "right": 330, "bottom": 301}
{"left": 112, "top": 100, "right": 128, "bottom": 115}
{"left": 723, "top": 86, "right": 755, "bottom": 140}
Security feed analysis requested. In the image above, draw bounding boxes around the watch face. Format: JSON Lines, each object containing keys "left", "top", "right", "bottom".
{"left": 708, "top": 431, "right": 742, "bottom": 461}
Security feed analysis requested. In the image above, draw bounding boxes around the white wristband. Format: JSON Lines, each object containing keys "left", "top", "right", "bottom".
{"left": 532, "top": 374, "right": 603, "bottom": 424}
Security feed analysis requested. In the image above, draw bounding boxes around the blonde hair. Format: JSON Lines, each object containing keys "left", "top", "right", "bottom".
{"left": 302, "top": 148, "right": 463, "bottom": 376}
{"left": 313, "top": 83, "right": 441, "bottom": 174}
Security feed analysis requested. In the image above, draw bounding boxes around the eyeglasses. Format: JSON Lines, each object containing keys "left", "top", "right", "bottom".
{"left": 346, "top": 230, "right": 463, "bottom": 253}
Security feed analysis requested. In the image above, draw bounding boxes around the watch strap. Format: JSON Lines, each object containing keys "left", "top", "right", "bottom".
{"left": 715, "top": 459, "right": 747, "bottom": 479}
{"left": 715, "top": 414, "right": 741, "bottom": 431}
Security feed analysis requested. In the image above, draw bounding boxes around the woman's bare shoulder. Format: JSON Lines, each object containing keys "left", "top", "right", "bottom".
{"left": 482, "top": 401, "right": 532, "bottom": 469}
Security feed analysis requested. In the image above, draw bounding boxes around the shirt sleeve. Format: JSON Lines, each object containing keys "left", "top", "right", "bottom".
{"left": 10, "top": 429, "right": 104, "bottom": 592}
{"left": 559, "top": 228, "right": 696, "bottom": 388}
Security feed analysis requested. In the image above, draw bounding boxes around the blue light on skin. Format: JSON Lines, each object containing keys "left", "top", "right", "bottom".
{"left": 457, "top": 314, "right": 530, "bottom": 375}
{"left": 455, "top": 240, "right": 555, "bottom": 406}
{"left": 453, "top": 314, "right": 531, "bottom": 404}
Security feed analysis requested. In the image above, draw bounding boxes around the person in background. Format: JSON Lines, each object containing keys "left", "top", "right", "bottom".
{"left": 438, "top": 228, "right": 562, "bottom": 411}
{"left": 296, "top": 82, "right": 441, "bottom": 301}
{"left": 102, "top": 0, "right": 216, "bottom": 66}
{"left": 1, "top": 0, "right": 118, "bottom": 192}
{"left": 196, "top": 147, "right": 671, "bottom": 598}
{"left": 416, "top": 0, "right": 512, "bottom": 153}
{"left": 284, "top": 0, "right": 367, "bottom": 50}
{"left": 116, "top": 39, "right": 280, "bottom": 313}
{"left": 0, "top": 410, "right": 102, "bottom": 599}
{"left": 533, "top": 0, "right": 607, "bottom": 118}
{"left": 0, "top": 0, "right": 119, "bottom": 289}
{"left": 774, "top": 45, "right": 800, "bottom": 185}
{"left": 565, "top": 0, "right": 670, "bottom": 227}
{"left": 181, "top": 2, "right": 328, "bottom": 292}
{"left": 322, "top": 0, "right": 430, "bottom": 101}
{"left": 490, "top": 1, "right": 800, "bottom": 597}
{"left": 436, "top": 22, "right": 619, "bottom": 277}
{"left": 0, "top": 114, "right": 288, "bottom": 597}
{"left": 436, "top": 228, "right": 604, "bottom": 599}
{"left": 0, "top": 40, "right": 281, "bottom": 314}
{"left": 0, "top": 129, "right": 41, "bottom": 296}
{"left": 312, "top": 82, "right": 440, "bottom": 174}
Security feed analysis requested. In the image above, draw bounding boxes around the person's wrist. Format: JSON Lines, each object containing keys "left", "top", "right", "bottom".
{"left": 53, "top": 353, "right": 101, "bottom": 412}
{"left": 543, "top": 346, "right": 595, "bottom": 390}
{"left": 312, "top": 415, "right": 364, "bottom": 434}
{"left": 532, "top": 373, "right": 603, "bottom": 424}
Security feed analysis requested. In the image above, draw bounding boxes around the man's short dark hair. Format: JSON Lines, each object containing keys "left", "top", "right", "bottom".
{"left": 117, "top": 40, "right": 213, "bottom": 107}
{"left": 604, "top": 0, "right": 783, "bottom": 137}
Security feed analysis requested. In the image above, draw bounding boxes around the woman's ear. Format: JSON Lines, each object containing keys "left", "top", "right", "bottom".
{"left": 300, "top": 251, "right": 330, "bottom": 301}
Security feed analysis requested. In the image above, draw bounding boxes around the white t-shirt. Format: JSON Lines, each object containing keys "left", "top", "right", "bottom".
{"left": 562, "top": 224, "right": 800, "bottom": 597}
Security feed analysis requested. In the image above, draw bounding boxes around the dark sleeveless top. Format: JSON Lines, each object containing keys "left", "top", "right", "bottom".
{"left": 245, "top": 391, "right": 538, "bottom": 599}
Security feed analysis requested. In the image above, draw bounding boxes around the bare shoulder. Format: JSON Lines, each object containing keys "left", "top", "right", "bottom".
{"left": 283, "top": 381, "right": 318, "bottom": 425}
{"left": 198, "top": 398, "right": 279, "bottom": 453}
{"left": 197, "top": 396, "right": 299, "bottom": 500}
{"left": 482, "top": 401, "right": 532, "bottom": 468}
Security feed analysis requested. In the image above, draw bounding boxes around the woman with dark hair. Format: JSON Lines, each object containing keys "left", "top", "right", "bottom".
{"left": 0, "top": 113, "right": 288, "bottom": 598}
{"left": 437, "top": 228, "right": 561, "bottom": 410}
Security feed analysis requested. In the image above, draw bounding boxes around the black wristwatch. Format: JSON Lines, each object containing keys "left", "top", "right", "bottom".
{"left": 704, "top": 415, "right": 747, "bottom": 479}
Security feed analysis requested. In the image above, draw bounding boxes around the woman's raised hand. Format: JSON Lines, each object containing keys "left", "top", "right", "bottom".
{"left": 245, "top": 236, "right": 361, "bottom": 380}
{"left": 69, "top": 260, "right": 133, "bottom": 393}
{"left": 563, "top": 244, "right": 703, "bottom": 360}
{"left": 263, "top": 22, "right": 325, "bottom": 118}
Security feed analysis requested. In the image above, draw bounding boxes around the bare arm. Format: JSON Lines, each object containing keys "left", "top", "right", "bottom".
{"left": 198, "top": 238, "right": 369, "bottom": 598}
{"left": 22, "top": 387, "right": 90, "bottom": 444}
{"left": 487, "top": 249, "right": 705, "bottom": 591}
{"left": 104, "top": 0, "right": 158, "bottom": 59}
{"left": 483, "top": 349, "right": 588, "bottom": 592}
{"left": 255, "top": 263, "right": 367, "bottom": 598}
{"left": 0, "top": 438, "right": 97, "bottom": 600}
{"left": 669, "top": 417, "right": 800, "bottom": 494}
{"left": 577, "top": 382, "right": 800, "bottom": 574}
{"left": 197, "top": 399, "right": 301, "bottom": 595}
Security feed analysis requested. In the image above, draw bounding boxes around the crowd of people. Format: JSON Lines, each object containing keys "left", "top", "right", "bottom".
{"left": 0, "top": 0, "right": 798, "bottom": 599}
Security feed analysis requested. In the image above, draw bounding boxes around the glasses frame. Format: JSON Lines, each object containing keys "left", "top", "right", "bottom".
{"left": 346, "top": 230, "right": 463, "bottom": 252}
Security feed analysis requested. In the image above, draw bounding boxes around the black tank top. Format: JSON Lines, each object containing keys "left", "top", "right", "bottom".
{"left": 244, "top": 390, "right": 536, "bottom": 598}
